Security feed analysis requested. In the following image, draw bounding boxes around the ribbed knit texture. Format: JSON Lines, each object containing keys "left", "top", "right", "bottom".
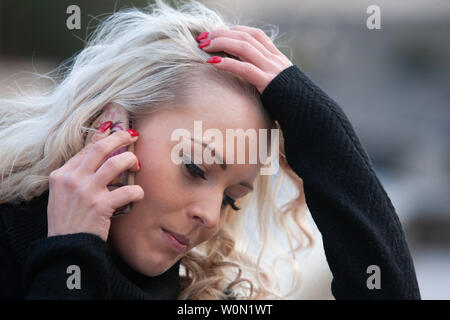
{"left": 0, "top": 64, "right": 421, "bottom": 299}
{"left": 0, "top": 190, "right": 181, "bottom": 300}
{"left": 261, "top": 65, "right": 421, "bottom": 299}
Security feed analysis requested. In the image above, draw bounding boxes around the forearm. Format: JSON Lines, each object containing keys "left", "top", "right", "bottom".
{"left": 261, "top": 65, "right": 421, "bottom": 299}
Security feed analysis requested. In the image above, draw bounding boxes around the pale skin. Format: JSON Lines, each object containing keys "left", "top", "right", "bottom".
{"left": 47, "top": 25, "right": 293, "bottom": 276}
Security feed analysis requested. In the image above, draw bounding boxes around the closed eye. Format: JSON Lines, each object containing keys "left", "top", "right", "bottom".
{"left": 182, "top": 154, "right": 241, "bottom": 212}
{"left": 222, "top": 194, "right": 241, "bottom": 211}
{"left": 182, "top": 154, "right": 207, "bottom": 180}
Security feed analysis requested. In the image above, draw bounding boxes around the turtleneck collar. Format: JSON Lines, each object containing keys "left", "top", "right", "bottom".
{"left": 107, "top": 242, "right": 182, "bottom": 298}
{"left": 1, "top": 188, "right": 182, "bottom": 299}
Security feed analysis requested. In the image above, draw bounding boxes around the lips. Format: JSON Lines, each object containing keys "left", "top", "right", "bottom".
{"left": 162, "top": 227, "right": 190, "bottom": 246}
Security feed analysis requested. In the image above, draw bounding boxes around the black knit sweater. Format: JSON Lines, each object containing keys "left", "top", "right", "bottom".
{"left": 0, "top": 65, "right": 421, "bottom": 299}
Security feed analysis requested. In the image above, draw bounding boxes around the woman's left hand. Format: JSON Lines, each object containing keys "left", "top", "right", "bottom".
{"left": 196, "top": 25, "right": 294, "bottom": 94}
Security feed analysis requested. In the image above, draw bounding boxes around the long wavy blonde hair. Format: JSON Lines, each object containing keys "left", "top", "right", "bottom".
{"left": 0, "top": 0, "right": 314, "bottom": 299}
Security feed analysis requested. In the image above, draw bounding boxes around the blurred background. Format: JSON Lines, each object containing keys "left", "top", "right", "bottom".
{"left": 0, "top": 0, "right": 449, "bottom": 299}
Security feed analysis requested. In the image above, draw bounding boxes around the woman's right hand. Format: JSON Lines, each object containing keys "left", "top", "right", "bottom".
{"left": 47, "top": 127, "right": 143, "bottom": 242}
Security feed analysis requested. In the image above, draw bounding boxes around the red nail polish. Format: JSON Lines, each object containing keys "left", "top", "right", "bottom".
{"left": 206, "top": 56, "right": 222, "bottom": 64}
{"left": 98, "top": 121, "right": 113, "bottom": 133}
{"left": 138, "top": 159, "right": 141, "bottom": 169}
{"left": 198, "top": 39, "right": 211, "bottom": 48}
{"left": 196, "top": 31, "right": 209, "bottom": 42}
{"left": 127, "top": 129, "right": 139, "bottom": 137}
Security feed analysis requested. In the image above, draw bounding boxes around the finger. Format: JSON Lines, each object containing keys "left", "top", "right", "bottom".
{"left": 205, "top": 29, "right": 274, "bottom": 59}
{"left": 61, "top": 118, "right": 113, "bottom": 173}
{"left": 229, "top": 25, "right": 280, "bottom": 56}
{"left": 78, "top": 129, "right": 138, "bottom": 174}
{"left": 206, "top": 57, "right": 269, "bottom": 93}
{"left": 94, "top": 151, "right": 140, "bottom": 188}
{"left": 200, "top": 36, "right": 270, "bottom": 70}
{"left": 59, "top": 128, "right": 111, "bottom": 174}
{"left": 107, "top": 184, "right": 144, "bottom": 211}
{"left": 91, "top": 129, "right": 111, "bottom": 144}
{"left": 86, "top": 120, "right": 113, "bottom": 146}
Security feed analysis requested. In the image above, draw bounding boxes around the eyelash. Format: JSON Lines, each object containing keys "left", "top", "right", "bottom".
{"left": 182, "top": 155, "right": 241, "bottom": 211}
{"left": 223, "top": 194, "right": 241, "bottom": 211}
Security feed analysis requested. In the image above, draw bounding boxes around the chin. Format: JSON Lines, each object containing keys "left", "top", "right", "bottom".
{"left": 134, "top": 251, "right": 177, "bottom": 277}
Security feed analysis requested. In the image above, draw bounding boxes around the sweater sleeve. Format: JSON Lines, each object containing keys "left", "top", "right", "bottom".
{"left": 0, "top": 231, "right": 22, "bottom": 299}
{"left": 261, "top": 65, "right": 421, "bottom": 299}
{"left": 20, "top": 233, "right": 113, "bottom": 299}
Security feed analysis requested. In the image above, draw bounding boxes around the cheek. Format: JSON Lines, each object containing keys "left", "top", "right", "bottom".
{"left": 198, "top": 227, "right": 218, "bottom": 242}
{"left": 194, "top": 213, "right": 226, "bottom": 247}
{"left": 136, "top": 153, "right": 178, "bottom": 207}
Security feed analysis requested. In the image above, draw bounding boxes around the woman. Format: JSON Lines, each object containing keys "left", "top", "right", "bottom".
{"left": 0, "top": 0, "right": 420, "bottom": 299}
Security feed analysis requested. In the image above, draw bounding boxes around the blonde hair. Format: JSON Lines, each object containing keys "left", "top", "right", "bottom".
{"left": 0, "top": 0, "right": 314, "bottom": 299}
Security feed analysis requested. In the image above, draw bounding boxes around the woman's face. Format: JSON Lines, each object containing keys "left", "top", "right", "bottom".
{"left": 109, "top": 83, "right": 271, "bottom": 276}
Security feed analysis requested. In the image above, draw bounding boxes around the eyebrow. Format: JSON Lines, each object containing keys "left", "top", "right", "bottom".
{"left": 191, "top": 137, "right": 226, "bottom": 170}
{"left": 190, "top": 137, "right": 254, "bottom": 191}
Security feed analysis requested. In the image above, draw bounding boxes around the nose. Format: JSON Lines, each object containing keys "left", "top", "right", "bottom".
{"left": 186, "top": 192, "right": 222, "bottom": 229}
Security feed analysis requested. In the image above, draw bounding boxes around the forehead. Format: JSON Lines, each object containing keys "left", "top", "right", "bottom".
{"left": 182, "top": 83, "right": 268, "bottom": 130}
{"left": 136, "top": 84, "right": 272, "bottom": 168}
{"left": 139, "top": 78, "right": 270, "bottom": 128}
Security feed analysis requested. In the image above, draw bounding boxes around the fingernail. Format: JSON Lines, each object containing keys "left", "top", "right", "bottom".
{"left": 196, "top": 31, "right": 209, "bottom": 42}
{"left": 198, "top": 39, "right": 211, "bottom": 48}
{"left": 127, "top": 129, "right": 139, "bottom": 137}
{"left": 206, "top": 56, "right": 222, "bottom": 64}
{"left": 138, "top": 159, "right": 141, "bottom": 169}
{"left": 98, "top": 121, "right": 113, "bottom": 133}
